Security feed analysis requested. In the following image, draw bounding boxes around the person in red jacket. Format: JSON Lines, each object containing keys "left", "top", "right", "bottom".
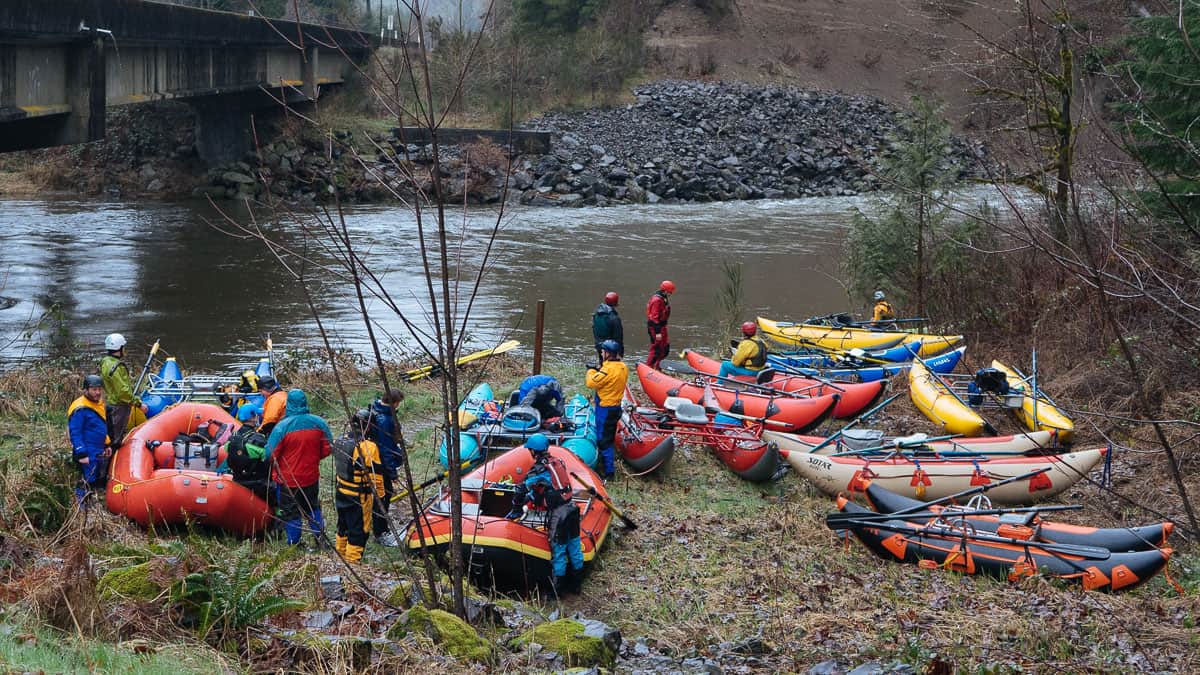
{"left": 264, "top": 389, "right": 333, "bottom": 547}
{"left": 645, "top": 280, "right": 675, "bottom": 369}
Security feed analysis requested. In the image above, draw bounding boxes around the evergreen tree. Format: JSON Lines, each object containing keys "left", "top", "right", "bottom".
{"left": 513, "top": 0, "right": 605, "bottom": 33}
{"left": 843, "top": 97, "right": 959, "bottom": 315}
{"left": 1119, "top": 3, "right": 1200, "bottom": 234}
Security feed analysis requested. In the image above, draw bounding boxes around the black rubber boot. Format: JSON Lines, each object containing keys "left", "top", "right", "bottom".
{"left": 551, "top": 576, "right": 566, "bottom": 598}
{"left": 567, "top": 568, "right": 583, "bottom": 594}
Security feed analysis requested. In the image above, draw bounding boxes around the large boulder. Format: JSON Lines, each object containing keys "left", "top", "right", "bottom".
{"left": 509, "top": 618, "right": 618, "bottom": 669}
{"left": 97, "top": 562, "right": 161, "bottom": 601}
{"left": 387, "top": 605, "right": 492, "bottom": 663}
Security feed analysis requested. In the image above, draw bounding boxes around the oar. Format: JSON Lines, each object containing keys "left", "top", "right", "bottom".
{"left": 910, "top": 348, "right": 999, "bottom": 436}
{"left": 266, "top": 334, "right": 275, "bottom": 376}
{"left": 390, "top": 461, "right": 473, "bottom": 502}
{"left": 803, "top": 392, "right": 904, "bottom": 454}
{"left": 829, "top": 516, "right": 1112, "bottom": 559}
{"left": 828, "top": 433, "right": 960, "bottom": 456}
{"left": 662, "top": 359, "right": 840, "bottom": 396}
{"left": 825, "top": 503, "right": 1084, "bottom": 527}
{"left": 844, "top": 317, "right": 930, "bottom": 329}
{"left": 132, "top": 338, "right": 161, "bottom": 396}
{"left": 885, "top": 467, "right": 1053, "bottom": 516}
{"left": 762, "top": 359, "right": 862, "bottom": 390}
{"left": 570, "top": 471, "right": 637, "bottom": 530}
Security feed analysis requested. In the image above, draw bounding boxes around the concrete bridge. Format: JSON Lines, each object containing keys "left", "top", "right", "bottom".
{"left": 0, "top": 0, "right": 371, "bottom": 162}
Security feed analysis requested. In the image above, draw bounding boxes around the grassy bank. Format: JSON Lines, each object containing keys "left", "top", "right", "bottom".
{"left": 1, "top": 351, "right": 1198, "bottom": 672}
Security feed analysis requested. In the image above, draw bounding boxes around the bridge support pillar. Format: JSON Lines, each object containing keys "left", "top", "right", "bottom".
{"left": 302, "top": 46, "right": 319, "bottom": 100}
{"left": 58, "top": 34, "right": 106, "bottom": 146}
{"left": 191, "top": 98, "right": 257, "bottom": 166}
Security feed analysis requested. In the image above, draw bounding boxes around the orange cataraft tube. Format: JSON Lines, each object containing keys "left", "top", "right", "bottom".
{"left": 106, "top": 403, "right": 271, "bottom": 537}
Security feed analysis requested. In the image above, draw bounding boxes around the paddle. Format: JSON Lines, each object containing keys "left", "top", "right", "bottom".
{"left": 827, "top": 433, "right": 961, "bottom": 456}
{"left": 824, "top": 503, "right": 1084, "bottom": 527}
{"left": 391, "top": 461, "right": 473, "bottom": 502}
{"left": 883, "top": 467, "right": 1053, "bottom": 517}
{"left": 830, "top": 516, "right": 1113, "bottom": 559}
{"left": 662, "top": 359, "right": 837, "bottom": 396}
{"left": 132, "top": 338, "right": 161, "bottom": 396}
{"left": 570, "top": 471, "right": 637, "bottom": 530}
{"left": 266, "top": 334, "right": 275, "bottom": 375}
{"left": 403, "top": 340, "right": 521, "bottom": 382}
{"left": 759, "top": 359, "right": 860, "bottom": 389}
{"left": 803, "top": 392, "right": 904, "bottom": 454}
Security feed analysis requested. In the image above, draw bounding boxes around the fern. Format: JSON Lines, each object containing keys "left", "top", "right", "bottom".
{"left": 171, "top": 542, "right": 306, "bottom": 638}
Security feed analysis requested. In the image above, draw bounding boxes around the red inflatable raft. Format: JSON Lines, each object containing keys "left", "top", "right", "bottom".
{"left": 637, "top": 363, "right": 838, "bottom": 433}
{"left": 106, "top": 403, "right": 271, "bottom": 537}
{"left": 405, "top": 444, "right": 612, "bottom": 590}
{"left": 682, "top": 350, "right": 886, "bottom": 419}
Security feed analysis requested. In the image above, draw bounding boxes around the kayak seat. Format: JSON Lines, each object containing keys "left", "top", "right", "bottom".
{"left": 755, "top": 368, "right": 776, "bottom": 385}
{"left": 673, "top": 402, "right": 710, "bottom": 425}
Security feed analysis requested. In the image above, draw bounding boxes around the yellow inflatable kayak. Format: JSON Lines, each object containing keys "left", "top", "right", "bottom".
{"left": 908, "top": 360, "right": 988, "bottom": 436}
{"left": 757, "top": 317, "right": 963, "bottom": 358}
{"left": 990, "top": 360, "right": 1075, "bottom": 444}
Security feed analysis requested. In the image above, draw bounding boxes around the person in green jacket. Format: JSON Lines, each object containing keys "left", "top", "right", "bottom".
{"left": 99, "top": 333, "right": 147, "bottom": 447}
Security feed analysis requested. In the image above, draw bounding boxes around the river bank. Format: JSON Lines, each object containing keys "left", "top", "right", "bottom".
{"left": 0, "top": 80, "right": 986, "bottom": 208}
{"left": 1, "top": 350, "right": 1197, "bottom": 673}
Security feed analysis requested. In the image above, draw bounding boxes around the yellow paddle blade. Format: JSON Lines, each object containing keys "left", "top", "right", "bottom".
{"left": 457, "top": 410, "right": 479, "bottom": 428}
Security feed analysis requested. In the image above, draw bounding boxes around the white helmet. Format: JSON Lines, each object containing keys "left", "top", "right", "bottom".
{"left": 873, "top": 291, "right": 885, "bottom": 301}
{"left": 104, "top": 333, "right": 127, "bottom": 351}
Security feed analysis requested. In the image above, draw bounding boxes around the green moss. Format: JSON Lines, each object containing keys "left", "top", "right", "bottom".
{"left": 386, "top": 580, "right": 415, "bottom": 608}
{"left": 509, "top": 619, "right": 615, "bottom": 669}
{"left": 387, "top": 605, "right": 492, "bottom": 663}
{"left": 97, "top": 562, "right": 161, "bottom": 601}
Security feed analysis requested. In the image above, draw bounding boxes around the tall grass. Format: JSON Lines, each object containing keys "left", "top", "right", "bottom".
{"left": 712, "top": 259, "right": 744, "bottom": 354}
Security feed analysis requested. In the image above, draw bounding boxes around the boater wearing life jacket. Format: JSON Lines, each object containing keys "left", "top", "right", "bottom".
{"left": 506, "top": 433, "right": 584, "bottom": 595}
{"left": 719, "top": 322, "right": 769, "bottom": 379}
{"left": 872, "top": 291, "right": 895, "bottom": 322}
{"left": 645, "top": 280, "right": 675, "bottom": 369}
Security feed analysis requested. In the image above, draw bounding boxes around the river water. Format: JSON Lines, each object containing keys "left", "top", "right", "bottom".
{"left": 0, "top": 195, "right": 881, "bottom": 372}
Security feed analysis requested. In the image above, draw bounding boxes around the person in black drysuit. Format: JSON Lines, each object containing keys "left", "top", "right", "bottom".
{"left": 219, "top": 403, "right": 271, "bottom": 499}
{"left": 591, "top": 291, "right": 624, "bottom": 361}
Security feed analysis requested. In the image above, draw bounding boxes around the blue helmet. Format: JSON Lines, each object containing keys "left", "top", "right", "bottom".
{"left": 600, "top": 339, "right": 621, "bottom": 355}
{"left": 236, "top": 402, "right": 264, "bottom": 422}
{"left": 525, "top": 432, "right": 550, "bottom": 458}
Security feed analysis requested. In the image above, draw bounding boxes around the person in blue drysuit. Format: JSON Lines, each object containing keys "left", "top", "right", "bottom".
{"left": 370, "top": 390, "right": 406, "bottom": 547}
{"left": 505, "top": 433, "right": 584, "bottom": 595}
{"left": 68, "top": 374, "right": 110, "bottom": 506}
{"left": 516, "top": 374, "right": 565, "bottom": 421}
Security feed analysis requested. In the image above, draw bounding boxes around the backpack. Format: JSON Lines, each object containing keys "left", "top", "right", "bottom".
{"left": 226, "top": 429, "right": 269, "bottom": 482}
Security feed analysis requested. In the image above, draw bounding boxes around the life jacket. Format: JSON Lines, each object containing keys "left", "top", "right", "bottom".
{"left": 524, "top": 456, "right": 572, "bottom": 510}
{"left": 646, "top": 291, "right": 671, "bottom": 329}
{"left": 873, "top": 300, "right": 895, "bottom": 321}
{"left": 747, "top": 336, "right": 768, "bottom": 368}
{"left": 334, "top": 433, "right": 385, "bottom": 498}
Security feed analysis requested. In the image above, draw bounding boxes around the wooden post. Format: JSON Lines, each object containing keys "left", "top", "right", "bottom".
{"left": 532, "top": 300, "right": 545, "bottom": 375}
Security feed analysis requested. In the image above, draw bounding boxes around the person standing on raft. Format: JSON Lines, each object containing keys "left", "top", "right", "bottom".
{"left": 645, "top": 280, "right": 675, "bottom": 370}
{"left": 265, "top": 389, "right": 333, "bottom": 548}
{"left": 719, "top": 322, "right": 769, "bottom": 379}
{"left": 586, "top": 340, "right": 627, "bottom": 482}
{"left": 99, "top": 333, "right": 147, "bottom": 448}
{"left": 505, "top": 433, "right": 584, "bottom": 595}
{"left": 334, "top": 410, "right": 385, "bottom": 563}
{"left": 68, "top": 375, "right": 110, "bottom": 505}
{"left": 591, "top": 292, "right": 624, "bottom": 361}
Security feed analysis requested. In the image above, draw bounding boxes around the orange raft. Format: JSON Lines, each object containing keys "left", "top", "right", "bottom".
{"left": 405, "top": 445, "right": 613, "bottom": 590}
{"left": 106, "top": 403, "right": 272, "bottom": 537}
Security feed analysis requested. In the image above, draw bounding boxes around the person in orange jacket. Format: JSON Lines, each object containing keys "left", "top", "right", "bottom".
{"left": 645, "top": 280, "right": 675, "bottom": 369}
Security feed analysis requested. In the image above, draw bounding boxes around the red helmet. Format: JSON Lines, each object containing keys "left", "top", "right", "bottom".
{"left": 604, "top": 292, "right": 619, "bottom": 306}
{"left": 659, "top": 280, "right": 676, "bottom": 294}
{"left": 741, "top": 321, "right": 757, "bottom": 336}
